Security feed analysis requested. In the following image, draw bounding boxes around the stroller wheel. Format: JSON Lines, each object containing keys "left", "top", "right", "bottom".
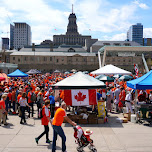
{"left": 88, "top": 145, "right": 97, "bottom": 152}
{"left": 77, "top": 147, "right": 84, "bottom": 152}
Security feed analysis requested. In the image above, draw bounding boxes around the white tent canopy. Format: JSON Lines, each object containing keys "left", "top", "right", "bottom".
{"left": 53, "top": 71, "right": 106, "bottom": 89}
{"left": 91, "top": 64, "right": 132, "bottom": 75}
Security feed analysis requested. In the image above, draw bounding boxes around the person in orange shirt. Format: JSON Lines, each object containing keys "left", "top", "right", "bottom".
{"left": 52, "top": 102, "right": 76, "bottom": 152}
{"left": 0, "top": 94, "right": 8, "bottom": 126}
{"left": 11, "top": 87, "right": 16, "bottom": 114}
{"left": 27, "top": 87, "right": 34, "bottom": 118}
{"left": 35, "top": 100, "right": 52, "bottom": 144}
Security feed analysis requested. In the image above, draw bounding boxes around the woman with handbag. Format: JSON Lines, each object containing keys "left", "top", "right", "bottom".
{"left": 19, "top": 92, "right": 31, "bottom": 124}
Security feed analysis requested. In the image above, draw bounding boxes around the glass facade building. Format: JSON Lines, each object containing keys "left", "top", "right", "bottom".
{"left": 127, "top": 23, "right": 143, "bottom": 45}
{"left": 2, "top": 38, "right": 9, "bottom": 50}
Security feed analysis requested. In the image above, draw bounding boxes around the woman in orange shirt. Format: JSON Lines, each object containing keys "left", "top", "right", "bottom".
{"left": 35, "top": 100, "right": 52, "bottom": 144}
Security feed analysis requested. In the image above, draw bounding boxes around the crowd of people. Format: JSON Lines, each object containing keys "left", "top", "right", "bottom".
{"left": 0, "top": 72, "right": 152, "bottom": 151}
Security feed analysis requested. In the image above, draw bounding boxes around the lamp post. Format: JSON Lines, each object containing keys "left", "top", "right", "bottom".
{"left": 32, "top": 43, "right": 35, "bottom": 68}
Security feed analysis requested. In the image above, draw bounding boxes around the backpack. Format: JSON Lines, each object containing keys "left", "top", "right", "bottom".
{"left": 39, "top": 107, "right": 45, "bottom": 119}
{"left": 31, "top": 92, "right": 36, "bottom": 102}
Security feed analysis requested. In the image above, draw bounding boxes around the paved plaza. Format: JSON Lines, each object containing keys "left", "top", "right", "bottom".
{"left": 0, "top": 111, "right": 152, "bottom": 152}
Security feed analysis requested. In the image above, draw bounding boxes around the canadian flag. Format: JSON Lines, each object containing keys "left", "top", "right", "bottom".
{"left": 64, "top": 89, "right": 97, "bottom": 106}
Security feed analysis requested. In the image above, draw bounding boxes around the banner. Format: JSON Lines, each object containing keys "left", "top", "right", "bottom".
{"left": 134, "top": 64, "right": 139, "bottom": 78}
{"left": 64, "top": 89, "right": 97, "bottom": 106}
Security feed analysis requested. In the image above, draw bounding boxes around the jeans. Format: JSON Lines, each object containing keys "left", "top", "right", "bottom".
{"left": 28, "top": 103, "right": 34, "bottom": 117}
{"left": 52, "top": 125, "right": 66, "bottom": 152}
{"left": 20, "top": 106, "right": 26, "bottom": 123}
{"left": 13, "top": 101, "right": 16, "bottom": 112}
{"left": 50, "top": 104, "right": 55, "bottom": 118}
{"left": 37, "top": 125, "right": 49, "bottom": 141}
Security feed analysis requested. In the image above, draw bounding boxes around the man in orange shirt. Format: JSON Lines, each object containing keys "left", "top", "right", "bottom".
{"left": 28, "top": 87, "right": 34, "bottom": 118}
{"left": 52, "top": 102, "right": 76, "bottom": 152}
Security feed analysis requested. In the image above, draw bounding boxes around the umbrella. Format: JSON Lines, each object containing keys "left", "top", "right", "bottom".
{"left": 113, "top": 74, "right": 122, "bottom": 78}
{"left": 27, "top": 69, "right": 41, "bottom": 74}
{"left": 71, "top": 69, "right": 77, "bottom": 72}
{"left": 119, "top": 75, "right": 133, "bottom": 81}
{"left": 95, "top": 75, "right": 105, "bottom": 79}
{"left": 97, "top": 75, "right": 114, "bottom": 82}
{"left": 54, "top": 70, "right": 60, "bottom": 73}
{"left": 0, "top": 77, "right": 5, "bottom": 81}
{"left": 64, "top": 71, "right": 70, "bottom": 74}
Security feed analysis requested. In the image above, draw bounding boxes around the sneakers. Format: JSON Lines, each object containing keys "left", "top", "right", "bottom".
{"left": 46, "top": 139, "right": 52, "bottom": 143}
{"left": 35, "top": 138, "right": 39, "bottom": 144}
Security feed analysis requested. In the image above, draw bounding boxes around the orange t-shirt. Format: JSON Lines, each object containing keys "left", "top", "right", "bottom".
{"left": 41, "top": 106, "right": 51, "bottom": 126}
{"left": 17, "top": 95, "right": 22, "bottom": 103}
{"left": 52, "top": 108, "right": 66, "bottom": 126}
{"left": 28, "top": 92, "right": 32, "bottom": 103}
{"left": 0, "top": 100, "right": 5, "bottom": 109}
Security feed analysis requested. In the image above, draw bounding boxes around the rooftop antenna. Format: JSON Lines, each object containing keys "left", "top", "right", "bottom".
{"left": 72, "top": 4, "right": 73, "bottom": 13}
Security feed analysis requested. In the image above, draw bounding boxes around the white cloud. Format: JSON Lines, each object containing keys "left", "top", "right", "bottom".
{"left": 0, "top": 0, "right": 149, "bottom": 45}
{"left": 143, "top": 28, "right": 152, "bottom": 38}
{"left": 133, "top": 0, "right": 149, "bottom": 9}
{"left": 110, "top": 33, "right": 127, "bottom": 41}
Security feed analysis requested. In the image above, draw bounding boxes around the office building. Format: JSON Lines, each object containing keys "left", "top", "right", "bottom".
{"left": 10, "top": 24, "right": 14, "bottom": 49}
{"left": 2, "top": 38, "right": 9, "bottom": 50}
{"left": 143, "top": 38, "right": 152, "bottom": 46}
{"left": 127, "top": 23, "right": 143, "bottom": 45}
{"left": 10, "top": 22, "right": 31, "bottom": 50}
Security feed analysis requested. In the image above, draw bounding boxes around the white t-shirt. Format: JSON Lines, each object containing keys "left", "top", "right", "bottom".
{"left": 45, "top": 106, "right": 49, "bottom": 117}
{"left": 19, "top": 97, "right": 27, "bottom": 107}
{"left": 149, "top": 94, "right": 152, "bottom": 101}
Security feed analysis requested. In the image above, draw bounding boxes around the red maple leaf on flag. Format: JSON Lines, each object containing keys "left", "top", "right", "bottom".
{"left": 74, "top": 91, "right": 86, "bottom": 104}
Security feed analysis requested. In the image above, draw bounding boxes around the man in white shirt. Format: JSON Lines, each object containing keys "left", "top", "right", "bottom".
{"left": 125, "top": 91, "right": 133, "bottom": 113}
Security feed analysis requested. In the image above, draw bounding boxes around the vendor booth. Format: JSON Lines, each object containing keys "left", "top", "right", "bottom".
{"left": 91, "top": 64, "right": 132, "bottom": 75}
{"left": 53, "top": 72, "right": 106, "bottom": 124}
{"left": 8, "top": 69, "right": 28, "bottom": 77}
{"left": 127, "top": 70, "right": 152, "bottom": 123}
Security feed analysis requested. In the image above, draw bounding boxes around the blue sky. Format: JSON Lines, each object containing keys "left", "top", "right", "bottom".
{"left": 0, "top": 0, "right": 152, "bottom": 44}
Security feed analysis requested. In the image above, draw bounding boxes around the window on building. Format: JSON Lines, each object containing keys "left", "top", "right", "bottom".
{"left": 91, "top": 58, "right": 94, "bottom": 62}
{"left": 30, "top": 57, "right": 34, "bottom": 61}
{"left": 24, "top": 57, "right": 27, "bottom": 61}
{"left": 13, "top": 57, "right": 15, "bottom": 60}
{"left": 103, "top": 43, "right": 110, "bottom": 45}
{"left": 56, "top": 59, "right": 59, "bottom": 63}
{"left": 76, "top": 58, "right": 78, "bottom": 62}
{"left": 18, "top": 58, "right": 20, "bottom": 62}
{"left": 44, "top": 57, "right": 47, "bottom": 61}
{"left": 114, "top": 43, "right": 120, "bottom": 46}
{"left": 37, "top": 57, "right": 40, "bottom": 62}
{"left": 50, "top": 57, "right": 52, "bottom": 61}
{"left": 124, "top": 43, "right": 131, "bottom": 46}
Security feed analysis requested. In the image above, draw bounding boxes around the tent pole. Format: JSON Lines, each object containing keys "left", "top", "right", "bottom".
{"left": 98, "top": 51, "right": 102, "bottom": 68}
{"left": 135, "top": 89, "right": 138, "bottom": 121}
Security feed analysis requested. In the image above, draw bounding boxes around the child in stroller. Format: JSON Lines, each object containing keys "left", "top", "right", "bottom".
{"left": 73, "top": 125, "right": 97, "bottom": 152}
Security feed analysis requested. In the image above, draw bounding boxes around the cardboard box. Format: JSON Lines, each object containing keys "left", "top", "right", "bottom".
{"left": 123, "top": 113, "right": 131, "bottom": 121}
{"left": 98, "top": 118, "right": 104, "bottom": 124}
{"left": 78, "top": 119, "right": 88, "bottom": 124}
{"left": 88, "top": 118, "right": 98, "bottom": 124}
{"left": 120, "top": 118, "right": 128, "bottom": 123}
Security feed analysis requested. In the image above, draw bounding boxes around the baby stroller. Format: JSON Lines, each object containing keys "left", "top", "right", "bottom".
{"left": 73, "top": 125, "right": 97, "bottom": 152}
